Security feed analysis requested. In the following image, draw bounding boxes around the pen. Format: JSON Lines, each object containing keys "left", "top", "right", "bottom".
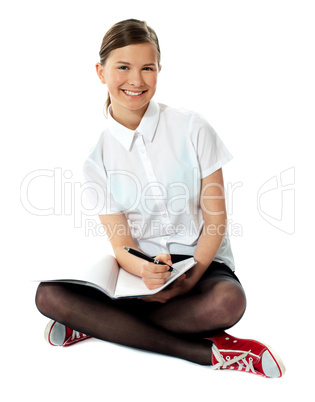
{"left": 123, "top": 246, "right": 177, "bottom": 272}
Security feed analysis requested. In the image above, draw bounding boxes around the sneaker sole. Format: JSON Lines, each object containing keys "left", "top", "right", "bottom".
{"left": 262, "top": 343, "right": 286, "bottom": 378}
{"left": 44, "top": 320, "right": 65, "bottom": 346}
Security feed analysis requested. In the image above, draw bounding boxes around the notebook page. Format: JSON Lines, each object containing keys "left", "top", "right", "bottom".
{"left": 82, "top": 254, "right": 120, "bottom": 296}
{"left": 114, "top": 257, "right": 196, "bottom": 298}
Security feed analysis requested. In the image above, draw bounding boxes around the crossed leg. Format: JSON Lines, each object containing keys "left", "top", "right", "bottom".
{"left": 147, "top": 276, "right": 246, "bottom": 334}
{"left": 35, "top": 275, "right": 246, "bottom": 366}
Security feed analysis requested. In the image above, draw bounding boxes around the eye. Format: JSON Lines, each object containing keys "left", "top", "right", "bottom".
{"left": 143, "top": 67, "right": 153, "bottom": 71}
{"left": 118, "top": 66, "right": 129, "bottom": 70}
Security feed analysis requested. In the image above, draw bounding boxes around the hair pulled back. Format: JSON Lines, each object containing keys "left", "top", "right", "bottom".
{"left": 99, "top": 19, "right": 161, "bottom": 115}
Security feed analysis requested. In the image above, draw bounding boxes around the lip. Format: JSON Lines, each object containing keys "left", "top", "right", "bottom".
{"left": 121, "top": 89, "right": 148, "bottom": 97}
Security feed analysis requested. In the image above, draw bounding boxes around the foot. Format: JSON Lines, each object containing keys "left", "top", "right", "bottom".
{"left": 44, "top": 320, "right": 91, "bottom": 347}
{"left": 207, "top": 331, "right": 285, "bottom": 378}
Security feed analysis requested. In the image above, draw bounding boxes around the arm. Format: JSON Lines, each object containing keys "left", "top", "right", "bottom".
{"left": 189, "top": 167, "right": 227, "bottom": 284}
{"left": 99, "top": 213, "right": 172, "bottom": 289}
{"left": 141, "top": 168, "right": 227, "bottom": 302}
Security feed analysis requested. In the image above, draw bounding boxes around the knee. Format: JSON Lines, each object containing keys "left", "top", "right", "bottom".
{"left": 213, "top": 281, "right": 246, "bottom": 328}
{"left": 35, "top": 282, "right": 55, "bottom": 317}
{"left": 35, "top": 282, "right": 68, "bottom": 321}
{"left": 198, "top": 280, "right": 246, "bottom": 331}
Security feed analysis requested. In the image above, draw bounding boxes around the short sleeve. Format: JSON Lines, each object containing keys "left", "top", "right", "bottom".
{"left": 82, "top": 137, "right": 121, "bottom": 215}
{"left": 190, "top": 114, "right": 233, "bottom": 179}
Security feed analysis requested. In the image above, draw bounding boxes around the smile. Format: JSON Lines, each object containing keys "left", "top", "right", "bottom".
{"left": 122, "top": 90, "right": 147, "bottom": 96}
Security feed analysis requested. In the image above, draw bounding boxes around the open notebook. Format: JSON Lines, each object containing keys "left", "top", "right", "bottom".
{"left": 41, "top": 255, "right": 197, "bottom": 299}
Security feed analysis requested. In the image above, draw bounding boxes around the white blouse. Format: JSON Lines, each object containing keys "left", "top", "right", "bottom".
{"left": 83, "top": 100, "right": 235, "bottom": 270}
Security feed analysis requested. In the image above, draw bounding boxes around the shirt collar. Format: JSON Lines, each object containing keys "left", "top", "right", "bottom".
{"left": 107, "top": 100, "right": 160, "bottom": 151}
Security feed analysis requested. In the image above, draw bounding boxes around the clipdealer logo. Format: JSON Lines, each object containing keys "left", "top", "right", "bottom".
{"left": 19, "top": 166, "right": 295, "bottom": 236}
{"left": 19, "top": 167, "right": 244, "bottom": 236}
{"left": 257, "top": 167, "right": 295, "bottom": 235}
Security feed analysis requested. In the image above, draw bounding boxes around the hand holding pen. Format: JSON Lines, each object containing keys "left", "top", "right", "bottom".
{"left": 123, "top": 246, "right": 176, "bottom": 271}
{"left": 123, "top": 246, "right": 177, "bottom": 290}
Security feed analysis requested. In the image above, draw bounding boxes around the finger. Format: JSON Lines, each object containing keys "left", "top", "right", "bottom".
{"left": 142, "top": 298, "right": 167, "bottom": 303}
{"left": 140, "top": 267, "right": 168, "bottom": 284}
{"left": 143, "top": 278, "right": 168, "bottom": 289}
{"left": 154, "top": 253, "right": 172, "bottom": 266}
{"left": 177, "top": 273, "right": 186, "bottom": 281}
{"left": 142, "top": 294, "right": 170, "bottom": 303}
{"left": 142, "top": 266, "right": 172, "bottom": 277}
{"left": 143, "top": 262, "right": 171, "bottom": 274}
{"left": 169, "top": 274, "right": 186, "bottom": 289}
{"left": 171, "top": 274, "right": 186, "bottom": 284}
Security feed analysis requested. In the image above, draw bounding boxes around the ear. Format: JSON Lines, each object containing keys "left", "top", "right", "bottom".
{"left": 158, "top": 65, "right": 162, "bottom": 73}
{"left": 96, "top": 63, "right": 106, "bottom": 84}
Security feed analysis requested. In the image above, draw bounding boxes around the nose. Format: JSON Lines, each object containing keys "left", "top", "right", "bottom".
{"left": 128, "top": 69, "right": 145, "bottom": 87}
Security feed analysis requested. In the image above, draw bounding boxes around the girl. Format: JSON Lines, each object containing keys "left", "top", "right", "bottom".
{"left": 36, "top": 19, "right": 285, "bottom": 378}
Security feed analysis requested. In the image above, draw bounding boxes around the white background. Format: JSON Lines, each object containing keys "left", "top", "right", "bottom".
{"left": 1, "top": 0, "right": 314, "bottom": 400}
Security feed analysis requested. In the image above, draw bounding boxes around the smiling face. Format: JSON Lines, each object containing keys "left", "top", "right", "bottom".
{"left": 96, "top": 43, "right": 161, "bottom": 128}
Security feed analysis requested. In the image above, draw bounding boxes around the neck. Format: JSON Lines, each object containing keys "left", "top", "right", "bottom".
{"left": 111, "top": 104, "right": 149, "bottom": 130}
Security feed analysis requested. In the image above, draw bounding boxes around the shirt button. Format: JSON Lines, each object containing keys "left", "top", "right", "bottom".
{"left": 162, "top": 212, "right": 167, "bottom": 218}
{"left": 140, "top": 148, "right": 145, "bottom": 154}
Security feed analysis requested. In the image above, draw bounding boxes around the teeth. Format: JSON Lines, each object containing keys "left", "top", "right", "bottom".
{"left": 123, "top": 90, "right": 144, "bottom": 96}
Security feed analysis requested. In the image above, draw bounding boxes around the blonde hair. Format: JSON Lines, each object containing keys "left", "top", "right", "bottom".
{"left": 99, "top": 19, "right": 161, "bottom": 115}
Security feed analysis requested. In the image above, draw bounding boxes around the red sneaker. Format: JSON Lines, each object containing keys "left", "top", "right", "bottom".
{"left": 44, "top": 320, "right": 90, "bottom": 347}
{"left": 207, "top": 331, "right": 285, "bottom": 378}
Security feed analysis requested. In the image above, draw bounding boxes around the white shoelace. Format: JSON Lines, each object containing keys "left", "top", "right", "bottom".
{"left": 211, "top": 344, "right": 256, "bottom": 373}
{"left": 70, "top": 330, "right": 87, "bottom": 340}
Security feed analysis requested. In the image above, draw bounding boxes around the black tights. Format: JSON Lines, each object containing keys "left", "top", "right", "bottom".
{"left": 35, "top": 266, "right": 246, "bottom": 366}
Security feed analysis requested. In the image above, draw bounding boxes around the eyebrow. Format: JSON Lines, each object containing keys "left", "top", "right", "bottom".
{"left": 115, "top": 61, "right": 157, "bottom": 66}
